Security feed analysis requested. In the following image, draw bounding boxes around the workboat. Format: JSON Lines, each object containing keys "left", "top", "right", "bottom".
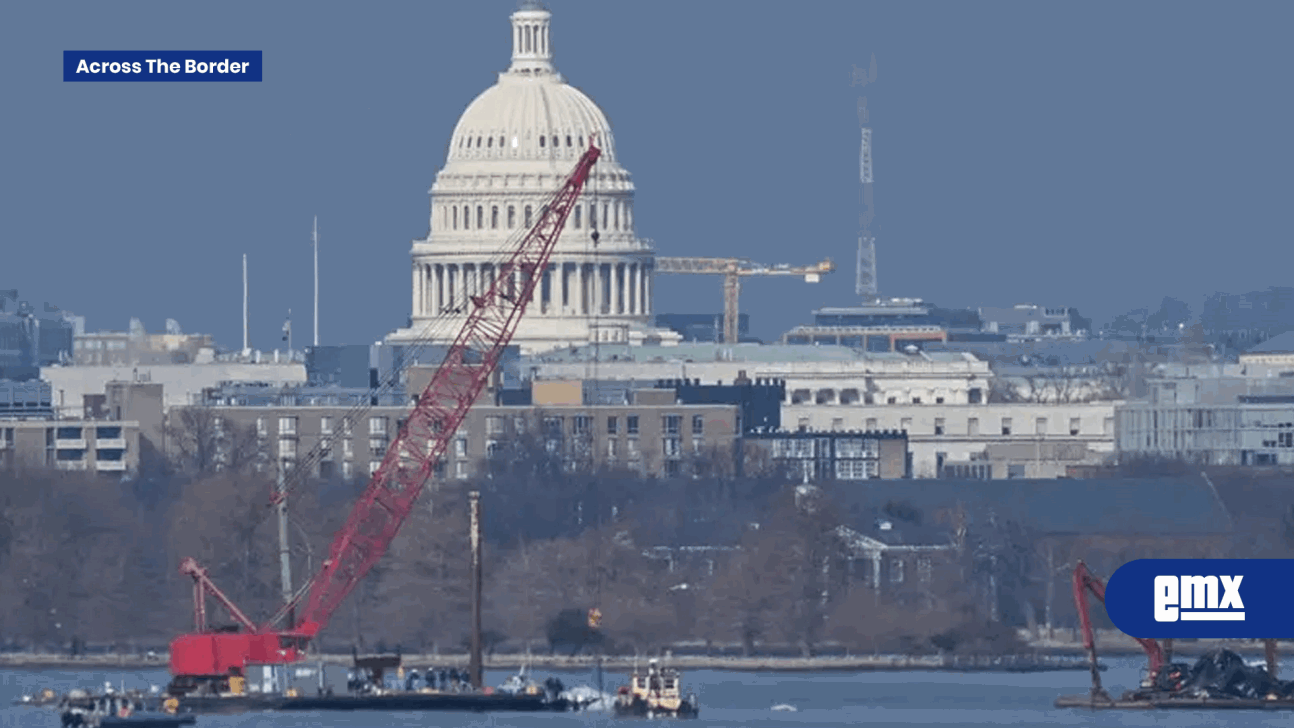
{"left": 54, "top": 691, "right": 195, "bottom": 728}
{"left": 613, "top": 659, "right": 699, "bottom": 719}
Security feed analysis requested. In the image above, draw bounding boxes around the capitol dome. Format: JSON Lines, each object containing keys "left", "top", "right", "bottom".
{"left": 391, "top": 2, "right": 678, "bottom": 354}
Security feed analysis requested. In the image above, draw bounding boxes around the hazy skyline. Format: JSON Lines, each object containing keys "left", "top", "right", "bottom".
{"left": 5, "top": 1, "right": 1292, "bottom": 348}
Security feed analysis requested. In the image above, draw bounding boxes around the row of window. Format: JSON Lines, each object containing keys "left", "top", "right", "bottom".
{"left": 486, "top": 413, "right": 704, "bottom": 437}
{"left": 440, "top": 200, "right": 630, "bottom": 233}
{"left": 815, "top": 415, "right": 1113, "bottom": 437}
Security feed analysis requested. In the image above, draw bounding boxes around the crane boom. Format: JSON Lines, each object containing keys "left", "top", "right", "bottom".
{"left": 167, "top": 141, "right": 602, "bottom": 681}
{"left": 655, "top": 256, "right": 834, "bottom": 344}
{"left": 296, "top": 141, "right": 601, "bottom": 637}
{"left": 1073, "top": 560, "right": 1163, "bottom": 699}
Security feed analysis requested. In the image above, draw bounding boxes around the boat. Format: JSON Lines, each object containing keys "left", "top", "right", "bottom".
{"left": 54, "top": 691, "right": 195, "bottom": 727}
{"left": 613, "top": 659, "right": 699, "bottom": 719}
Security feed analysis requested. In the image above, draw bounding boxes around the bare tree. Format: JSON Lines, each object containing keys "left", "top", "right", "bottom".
{"left": 166, "top": 407, "right": 263, "bottom": 477}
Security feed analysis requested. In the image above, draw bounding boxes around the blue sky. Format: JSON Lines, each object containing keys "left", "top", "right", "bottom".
{"left": 4, "top": 1, "right": 1292, "bottom": 347}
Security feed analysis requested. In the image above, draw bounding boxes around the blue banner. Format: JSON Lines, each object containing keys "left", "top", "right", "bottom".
{"left": 1105, "top": 559, "right": 1294, "bottom": 639}
{"left": 64, "top": 51, "right": 262, "bottom": 82}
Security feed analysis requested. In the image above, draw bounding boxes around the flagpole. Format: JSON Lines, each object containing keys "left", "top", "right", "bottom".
{"left": 313, "top": 217, "right": 319, "bottom": 348}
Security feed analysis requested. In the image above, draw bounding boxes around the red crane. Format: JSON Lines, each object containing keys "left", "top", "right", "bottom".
{"left": 168, "top": 140, "right": 603, "bottom": 687}
{"left": 1072, "top": 560, "right": 1281, "bottom": 703}
{"left": 1072, "top": 560, "right": 1165, "bottom": 700}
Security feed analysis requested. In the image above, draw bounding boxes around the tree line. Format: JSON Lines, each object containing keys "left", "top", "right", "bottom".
{"left": 3, "top": 413, "right": 1292, "bottom": 657}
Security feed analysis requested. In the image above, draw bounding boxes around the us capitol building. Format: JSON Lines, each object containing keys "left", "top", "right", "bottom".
{"left": 386, "top": 2, "right": 680, "bottom": 354}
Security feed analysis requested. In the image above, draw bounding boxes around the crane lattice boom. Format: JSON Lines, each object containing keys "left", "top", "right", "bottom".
{"left": 169, "top": 141, "right": 602, "bottom": 679}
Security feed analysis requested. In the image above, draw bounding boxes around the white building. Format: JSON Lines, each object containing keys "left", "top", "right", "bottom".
{"left": 528, "top": 343, "right": 1116, "bottom": 478}
{"left": 387, "top": 2, "right": 678, "bottom": 354}
{"left": 1117, "top": 375, "right": 1294, "bottom": 466}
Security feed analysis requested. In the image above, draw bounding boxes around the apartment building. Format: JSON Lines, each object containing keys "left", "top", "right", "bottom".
{"left": 173, "top": 380, "right": 742, "bottom": 481}
{"left": 0, "top": 419, "right": 141, "bottom": 473}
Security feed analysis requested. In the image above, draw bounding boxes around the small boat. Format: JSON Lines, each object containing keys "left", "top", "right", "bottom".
{"left": 613, "top": 659, "right": 699, "bottom": 719}
{"left": 56, "top": 692, "right": 196, "bottom": 727}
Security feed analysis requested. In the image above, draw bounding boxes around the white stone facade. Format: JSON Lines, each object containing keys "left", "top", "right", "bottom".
{"left": 786, "top": 402, "right": 1118, "bottom": 479}
{"left": 388, "top": 4, "right": 677, "bottom": 354}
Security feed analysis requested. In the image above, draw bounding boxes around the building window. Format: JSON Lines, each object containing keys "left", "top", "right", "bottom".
{"left": 1001, "top": 418, "right": 1012, "bottom": 436}
{"left": 476, "top": 206, "right": 484, "bottom": 229}
{"left": 486, "top": 416, "right": 506, "bottom": 435}
{"left": 691, "top": 415, "right": 704, "bottom": 435}
{"left": 1069, "top": 417, "right": 1081, "bottom": 436}
{"left": 1280, "top": 432, "right": 1293, "bottom": 448}
{"left": 968, "top": 417, "right": 979, "bottom": 436}
{"left": 627, "top": 415, "right": 639, "bottom": 435}
{"left": 891, "top": 559, "right": 905, "bottom": 584}
{"left": 342, "top": 460, "right": 354, "bottom": 478}
{"left": 1036, "top": 417, "right": 1047, "bottom": 436}
{"left": 607, "top": 439, "right": 618, "bottom": 459}
{"left": 1008, "top": 463, "right": 1027, "bottom": 478}
{"left": 831, "top": 417, "right": 845, "bottom": 431}
{"left": 463, "top": 205, "right": 471, "bottom": 229}
{"left": 665, "top": 459, "right": 681, "bottom": 477}
{"left": 865, "top": 417, "right": 878, "bottom": 431}
{"left": 343, "top": 439, "right": 354, "bottom": 458}
{"left": 574, "top": 206, "right": 582, "bottom": 229}
{"left": 279, "top": 438, "right": 297, "bottom": 458}
{"left": 1104, "top": 417, "right": 1114, "bottom": 436}
{"left": 508, "top": 206, "right": 516, "bottom": 228}
{"left": 606, "top": 416, "right": 618, "bottom": 435}
{"left": 667, "top": 413, "right": 688, "bottom": 437}
{"left": 887, "top": 397, "right": 897, "bottom": 405}
{"left": 900, "top": 417, "right": 912, "bottom": 433}
{"left": 664, "top": 438, "right": 681, "bottom": 457}
{"left": 573, "top": 415, "right": 592, "bottom": 437}
{"left": 539, "top": 135, "right": 545, "bottom": 147}
{"left": 525, "top": 205, "right": 533, "bottom": 228}
{"left": 912, "top": 397, "right": 922, "bottom": 405}
{"left": 453, "top": 206, "right": 458, "bottom": 230}
{"left": 969, "top": 388, "right": 983, "bottom": 404}
{"left": 369, "top": 417, "right": 387, "bottom": 436}
{"left": 491, "top": 206, "right": 499, "bottom": 229}
{"left": 321, "top": 416, "right": 333, "bottom": 435}
{"left": 369, "top": 438, "right": 387, "bottom": 458}
{"left": 455, "top": 437, "right": 467, "bottom": 457}
{"left": 936, "top": 397, "right": 945, "bottom": 404}
{"left": 256, "top": 417, "right": 267, "bottom": 437}
{"left": 278, "top": 417, "right": 297, "bottom": 435}
{"left": 934, "top": 418, "right": 945, "bottom": 436}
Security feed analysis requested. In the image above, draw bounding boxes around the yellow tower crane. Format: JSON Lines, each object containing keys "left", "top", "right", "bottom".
{"left": 654, "top": 257, "right": 836, "bottom": 344}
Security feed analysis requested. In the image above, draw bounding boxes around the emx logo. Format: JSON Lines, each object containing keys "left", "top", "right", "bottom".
{"left": 1105, "top": 559, "right": 1294, "bottom": 639}
{"left": 1154, "top": 575, "right": 1244, "bottom": 622}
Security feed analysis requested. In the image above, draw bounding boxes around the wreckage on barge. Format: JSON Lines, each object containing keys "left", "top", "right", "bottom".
{"left": 1055, "top": 561, "right": 1294, "bottom": 710}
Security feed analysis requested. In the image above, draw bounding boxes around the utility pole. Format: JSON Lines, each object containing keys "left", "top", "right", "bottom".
{"left": 469, "top": 491, "right": 484, "bottom": 690}
{"left": 313, "top": 216, "right": 319, "bottom": 348}
{"left": 277, "top": 462, "right": 293, "bottom": 629}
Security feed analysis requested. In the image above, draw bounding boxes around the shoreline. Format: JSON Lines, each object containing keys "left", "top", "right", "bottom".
{"left": 2, "top": 641, "right": 1289, "bottom": 672}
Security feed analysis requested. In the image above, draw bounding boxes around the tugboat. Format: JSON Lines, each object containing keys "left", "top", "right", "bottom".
{"left": 613, "top": 659, "right": 699, "bottom": 719}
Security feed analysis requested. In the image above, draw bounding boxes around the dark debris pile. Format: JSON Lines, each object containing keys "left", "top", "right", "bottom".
{"left": 1155, "top": 649, "right": 1294, "bottom": 699}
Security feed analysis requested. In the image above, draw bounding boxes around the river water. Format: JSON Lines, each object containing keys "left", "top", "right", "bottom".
{"left": 4, "top": 657, "right": 1294, "bottom": 727}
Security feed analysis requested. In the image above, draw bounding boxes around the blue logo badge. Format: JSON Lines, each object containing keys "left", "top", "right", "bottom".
{"left": 1104, "top": 559, "right": 1294, "bottom": 639}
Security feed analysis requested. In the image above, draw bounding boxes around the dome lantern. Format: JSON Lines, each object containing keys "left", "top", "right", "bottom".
{"left": 509, "top": 2, "right": 555, "bottom": 76}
